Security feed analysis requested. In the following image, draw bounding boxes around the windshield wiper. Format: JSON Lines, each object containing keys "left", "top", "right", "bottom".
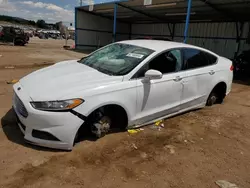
{"left": 77, "top": 57, "right": 84, "bottom": 63}
{"left": 77, "top": 56, "right": 89, "bottom": 63}
{"left": 95, "top": 66, "right": 114, "bottom": 76}
{"left": 115, "top": 65, "right": 133, "bottom": 76}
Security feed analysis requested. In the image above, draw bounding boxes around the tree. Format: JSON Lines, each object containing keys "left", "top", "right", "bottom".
{"left": 55, "top": 21, "right": 62, "bottom": 30}
{"left": 28, "top": 20, "right": 36, "bottom": 26}
{"left": 36, "top": 19, "right": 46, "bottom": 28}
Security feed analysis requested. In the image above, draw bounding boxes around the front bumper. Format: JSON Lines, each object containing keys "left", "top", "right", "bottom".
{"left": 13, "top": 83, "right": 84, "bottom": 150}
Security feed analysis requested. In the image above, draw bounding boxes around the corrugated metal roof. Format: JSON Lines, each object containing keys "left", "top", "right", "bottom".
{"left": 77, "top": 0, "right": 250, "bottom": 23}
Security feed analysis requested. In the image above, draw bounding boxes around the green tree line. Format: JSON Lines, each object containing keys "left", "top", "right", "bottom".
{"left": 0, "top": 15, "right": 59, "bottom": 29}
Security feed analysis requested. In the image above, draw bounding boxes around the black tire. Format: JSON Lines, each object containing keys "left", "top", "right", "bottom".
{"left": 14, "top": 39, "right": 25, "bottom": 46}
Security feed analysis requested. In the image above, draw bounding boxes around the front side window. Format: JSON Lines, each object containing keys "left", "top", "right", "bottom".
{"left": 14, "top": 28, "right": 23, "bottom": 34}
{"left": 78, "top": 43, "right": 154, "bottom": 76}
{"left": 134, "top": 49, "right": 182, "bottom": 78}
{"left": 183, "top": 48, "right": 210, "bottom": 70}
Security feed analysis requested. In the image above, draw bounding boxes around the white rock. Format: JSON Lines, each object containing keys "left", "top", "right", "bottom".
{"left": 132, "top": 143, "right": 138, "bottom": 150}
{"left": 164, "top": 145, "right": 175, "bottom": 154}
{"left": 215, "top": 180, "right": 238, "bottom": 188}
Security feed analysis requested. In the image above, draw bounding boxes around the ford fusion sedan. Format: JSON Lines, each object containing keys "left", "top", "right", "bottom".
{"left": 13, "top": 40, "right": 233, "bottom": 150}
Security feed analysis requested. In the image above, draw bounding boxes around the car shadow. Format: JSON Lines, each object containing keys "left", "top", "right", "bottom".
{"left": 233, "top": 79, "right": 250, "bottom": 86}
{"left": 1, "top": 108, "right": 63, "bottom": 152}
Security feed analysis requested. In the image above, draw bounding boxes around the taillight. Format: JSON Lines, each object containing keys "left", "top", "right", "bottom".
{"left": 230, "top": 65, "right": 234, "bottom": 71}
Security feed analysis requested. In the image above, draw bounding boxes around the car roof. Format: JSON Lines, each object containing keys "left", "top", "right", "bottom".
{"left": 118, "top": 40, "right": 217, "bottom": 56}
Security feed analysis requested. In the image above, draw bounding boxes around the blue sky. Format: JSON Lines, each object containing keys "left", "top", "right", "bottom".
{"left": 0, "top": 0, "right": 91, "bottom": 24}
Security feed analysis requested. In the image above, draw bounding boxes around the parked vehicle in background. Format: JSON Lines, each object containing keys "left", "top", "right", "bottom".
{"left": 0, "top": 26, "right": 28, "bottom": 46}
{"left": 0, "top": 26, "right": 3, "bottom": 37}
{"left": 24, "top": 29, "right": 34, "bottom": 38}
{"left": 38, "top": 32, "right": 49, "bottom": 39}
{"left": 233, "top": 50, "right": 250, "bottom": 79}
{"left": 36, "top": 29, "right": 62, "bottom": 40}
{"left": 13, "top": 40, "right": 233, "bottom": 150}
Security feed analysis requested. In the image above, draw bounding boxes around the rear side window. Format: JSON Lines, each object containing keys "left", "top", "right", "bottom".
{"left": 204, "top": 52, "right": 217, "bottom": 65}
{"left": 183, "top": 48, "right": 211, "bottom": 70}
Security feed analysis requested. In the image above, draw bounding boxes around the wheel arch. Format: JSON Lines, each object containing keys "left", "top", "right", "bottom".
{"left": 208, "top": 81, "right": 227, "bottom": 103}
{"left": 211, "top": 81, "right": 227, "bottom": 94}
{"left": 74, "top": 102, "right": 129, "bottom": 142}
{"left": 85, "top": 102, "right": 130, "bottom": 125}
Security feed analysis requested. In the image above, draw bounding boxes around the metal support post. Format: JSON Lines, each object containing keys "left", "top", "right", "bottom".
{"left": 113, "top": 3, "right": 117, "bottom": 43}
{"left": 184, "top": 0, "right": 192, "bottom": 43}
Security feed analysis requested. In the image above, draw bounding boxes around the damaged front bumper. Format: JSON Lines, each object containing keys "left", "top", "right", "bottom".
{"left": 13, "top": 82, "right": 84, "bottom": 150}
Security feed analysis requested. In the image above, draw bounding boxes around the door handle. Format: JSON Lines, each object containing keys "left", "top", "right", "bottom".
{"left": 209, "top": 70, "right": 215, "bottom": 75}
{"left": 173, "top": 76, "right": 182, "bottom": 82}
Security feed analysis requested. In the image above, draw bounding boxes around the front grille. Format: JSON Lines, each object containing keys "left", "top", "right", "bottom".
{"left": 14, "top": 93, "right": 28, "bottom": 118}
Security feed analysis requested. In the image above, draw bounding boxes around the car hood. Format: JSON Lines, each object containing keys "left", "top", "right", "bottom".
{"left": 19, "top": 60, "right": 123, "bottom": 101}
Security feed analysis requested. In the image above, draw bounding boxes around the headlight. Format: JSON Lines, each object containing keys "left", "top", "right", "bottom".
{"left": 31, "top": 99, "right": 84, "bottom": 111}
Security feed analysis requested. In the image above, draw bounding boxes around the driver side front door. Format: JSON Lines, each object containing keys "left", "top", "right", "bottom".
{"left": 133, "top": 49, "right": 184, "bottom": 125}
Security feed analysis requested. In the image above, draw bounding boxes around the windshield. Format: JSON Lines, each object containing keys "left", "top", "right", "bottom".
{"left": 14, "top": 28, "right": 23, "bottom": 34}
{"left": 78, "top": 43, "right": 154, "bottom": 76}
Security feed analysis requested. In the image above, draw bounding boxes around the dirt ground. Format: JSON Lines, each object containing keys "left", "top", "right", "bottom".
{"left": 0, "top": 38, "right": 250, "bottom": 188}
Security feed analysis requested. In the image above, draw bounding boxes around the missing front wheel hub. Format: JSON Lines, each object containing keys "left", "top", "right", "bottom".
{"left": 91, "top": 116, "right": 111, "bottom": 138}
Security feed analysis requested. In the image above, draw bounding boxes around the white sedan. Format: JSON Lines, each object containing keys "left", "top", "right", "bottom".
{"left": 13, "top": 40, "right": 233, "bottom": 150}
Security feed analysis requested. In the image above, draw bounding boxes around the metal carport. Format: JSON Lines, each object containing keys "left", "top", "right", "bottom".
{"left": 75, "top": 0, "right": 250, "bottom": 58}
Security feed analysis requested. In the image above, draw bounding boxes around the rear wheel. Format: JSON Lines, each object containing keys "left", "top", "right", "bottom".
{"left": 14, "top": 39, "right": 25, "bottom": 46}
{"left": 206, "top": 83, "right": 226, "bottom": 106}
{"left": 206, "top": 92, "right": 218, "bottom": 106}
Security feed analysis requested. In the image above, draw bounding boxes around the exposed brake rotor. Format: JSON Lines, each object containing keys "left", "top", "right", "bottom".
{"left": 91, "top": 116, "right": 111, "bottom": 138}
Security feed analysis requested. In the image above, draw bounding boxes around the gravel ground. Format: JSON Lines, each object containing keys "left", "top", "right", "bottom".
{"left": 0, "top": 38, "right": 250, "bottom": 188}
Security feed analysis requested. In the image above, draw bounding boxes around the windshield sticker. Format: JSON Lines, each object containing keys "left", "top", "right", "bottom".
{"left": 126, "top": 53, "right": 144, "bottom": 59}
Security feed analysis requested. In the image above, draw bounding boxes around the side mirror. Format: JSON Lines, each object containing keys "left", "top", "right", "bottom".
{"left": 145, "top": 69, "right": 163, "bottom": 80}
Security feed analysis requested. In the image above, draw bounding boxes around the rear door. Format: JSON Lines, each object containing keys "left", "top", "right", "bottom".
{"left": 181, "top": 48, "right": 218, "bottom": 109}
{"left": 2, "top": 27, "right": 15, "bottom": 43}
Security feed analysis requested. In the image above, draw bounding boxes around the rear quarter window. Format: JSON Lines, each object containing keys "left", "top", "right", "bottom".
{"left": 204, "top": 52, "right": 217, "bottom": 65}
{"left": 183, "top": 48, "right": 209, "bottom": 70}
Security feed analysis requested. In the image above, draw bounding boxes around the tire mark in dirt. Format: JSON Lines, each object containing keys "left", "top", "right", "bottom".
{"left": 2, "top": 129, "right": 182, "bottom": 188}
{"left": 0, "top": 63, "right": 54, "bottom": 70}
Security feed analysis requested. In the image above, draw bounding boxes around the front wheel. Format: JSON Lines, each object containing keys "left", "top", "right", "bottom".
{"left": 74, "top": 106, "right": 127, "bottom": 143}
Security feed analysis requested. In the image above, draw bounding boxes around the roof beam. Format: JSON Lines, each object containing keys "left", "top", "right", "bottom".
{"left": 198, "top": 0, "right": 236, "bottom": 20}
{"left": 117, "top": 2, "right": 173, "bottom": 36}
{"left": 117, "top": 3, "right": 170, "bottom": 22}
{"left": 78, "top": 8, "right": 130, "bottom": 24}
